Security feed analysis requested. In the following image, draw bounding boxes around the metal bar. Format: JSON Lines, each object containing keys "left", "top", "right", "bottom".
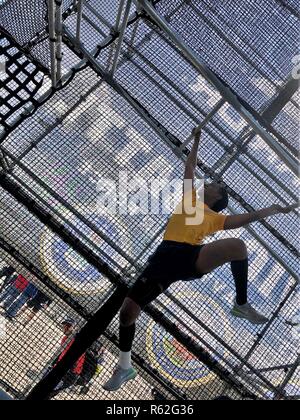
{"left": 245, "top": 364, "right": 295, "bottom": 374}
{"left": 212, "top": 146, "right": 239, "bottom": 175}
{"left": 161, "top": 291, "right": 281, "bottom": 395}
{"left": 0, "top": 173, "right": 256, "bottom": 400}
{"left": 84, "top": 1, "right": 113, "bottom": 30}
{"left": 188, "top": 0, "right": 299, "bottom": 156}
{"left": 26, "top": 288, "right": 127, "bottom": 400}
{"left": 231, "top": 281, "right": 299, "bottom": 389}
{"left": 214, "top": 131, "right": 254, "bottom": 176}
{"left": 0, "top": 0, "right": 184, "bottom": 144}
{"left": 179, "top": 99, "right": 225, "bottom": 151}
{"left": 76, "top": 0, "right": 297, "bottom": 159}
{"left": 157, "top": 300, "right": 269, "bottom": 397}
{"left": 262, "top": 75, "right": 300, "bottom": 124}
{"left": 126, "top": 53, "right": 300, "bottom": 226}
{"left": 55, "top": 0, "right": 63, "bottom": 82}
{"left": 0, "top": 150, "right": 9, "bottom": 172}
{"left": 124, "top": 50, "right": 281, "bottom": 200}
{"left": 0, "top": 388, "right": 13, "bottom": 401}
{"left": 81, "top": 12, "right": 107, "bottom": 38}
{"left": 76, "top": 0, "right": 84, "bottom": 42}
{"left": 111, "top": 0, "right": 133, "bottom": 76}
{"left": 136, "top": 0, "right": 299, "bottom": 176}
{"left": 274, "top": 0, "right": 300, "bottom": 18}
{"left": 48, "top": 0, "right": 57, "bottom": 87}
{"left": 131, "top": 222, "right": 168, "bottom": 266}
{"left": 104, "top": 329, "right": 186, "bottom": 400}
{"left": 242, "top": 224, "right": 298, "bottom": 280}
{"left": 62, "top": 33, "right": 300, "bottom": 392}
{"left": 192, "top": 0, "right": 294, "bottom": 102}
{"left": 10, "top": 171, "right": 125, "bottom": 272}
{"left": 274, "top": 355, "right": 300, "bottom": 400}
{"left": 114, "top": 0, "right": 127, "bottom": 32}
{"left": 126, "top": 18, "right": 140, "bottom": 55}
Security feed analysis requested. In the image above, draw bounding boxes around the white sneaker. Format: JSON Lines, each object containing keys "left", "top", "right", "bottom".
{"left": 231, "top": 302, "right": 269, "bottom": 325}
{"left": 103, "top": 365, "right": 137, "bottom": 392}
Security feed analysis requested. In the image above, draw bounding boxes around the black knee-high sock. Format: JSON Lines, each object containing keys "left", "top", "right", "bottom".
{"left": 231, "top": 258, "right": 248, "bottom": 306}
{"left": 119, "top": 323, "right": 136, "bottom": 352}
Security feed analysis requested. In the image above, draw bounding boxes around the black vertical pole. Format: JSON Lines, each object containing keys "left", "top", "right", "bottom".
{"left": 26, "top": 285, "right": 127, "bottom": 400}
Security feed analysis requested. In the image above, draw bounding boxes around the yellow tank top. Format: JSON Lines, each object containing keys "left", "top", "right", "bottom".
{"left": 164, "top": 189, "right": 227, "bottom": 245}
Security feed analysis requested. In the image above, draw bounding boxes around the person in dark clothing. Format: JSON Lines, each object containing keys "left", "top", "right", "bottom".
{"left": 103, "top": 129, "right": 298, "bottom": 392}
{"left": 20, "top": 291, "right": 52, "bottom": 325}
{"left": 48, "top": 319, "right": 86, "bottom": 399}
{"left": 5, "top": 283, "right": 38, "bottom": 320}
{"left": 78, "top": 343, "right": 106, "bottom": 395}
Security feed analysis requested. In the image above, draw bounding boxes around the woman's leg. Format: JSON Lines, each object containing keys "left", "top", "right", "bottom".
{"left": 196, "top": 238, "right": 249, "bottom": 305}
{"left": 103, "top": 298, "right": 141, "bottom": 392}
{"left": 196, "top": 238, "right": 268, "bottom": 324}
{"left": 118, "top": 298, "right": 141, "bottom": 369}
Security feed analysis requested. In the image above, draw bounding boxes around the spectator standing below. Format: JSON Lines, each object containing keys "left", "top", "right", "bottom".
{"left": 19, "top": 291, "right": 52, "bottom": 326}
{"left": 5, "top": 282, "right": 38, "bottom": 321}
{"left": 0, "top": 274, "right": 28, "bottom": 311}
{"left": 49, "top": 319, "right": 86, "bottom": 399}
{"left": 78, "top": 343, "right": 106, "bottom": 396}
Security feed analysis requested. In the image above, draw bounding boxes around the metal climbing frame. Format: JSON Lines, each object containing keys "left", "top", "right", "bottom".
{"left": 0, "top": 0, "right": 299, "bottom": 400}
{"left": 47, "top": 0, "right": 63, "bottom": 86}
{"left": 133, "top": 0, "right": 298, "bottom": 175}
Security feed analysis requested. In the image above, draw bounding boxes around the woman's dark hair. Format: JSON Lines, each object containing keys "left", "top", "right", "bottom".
{"left": 211, "top": 186, "right": 229, "bottom": 213}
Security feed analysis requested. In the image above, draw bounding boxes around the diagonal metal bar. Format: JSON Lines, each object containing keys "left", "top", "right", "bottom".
{"left": 76, "top": 0, "right": 84, "bottom": 42}
{"left": 274, "top": 354, "right": 300, "bottom": 400}
{"left": 111, "top": 0, "right": 133, "bottom": 76}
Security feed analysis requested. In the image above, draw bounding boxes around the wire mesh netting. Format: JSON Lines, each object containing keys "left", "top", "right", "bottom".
{"left": 0, "top": 33, "right": 48, "bottom": 137}
{"left": 0, "top": 0, "right": 299, "bottom": 401}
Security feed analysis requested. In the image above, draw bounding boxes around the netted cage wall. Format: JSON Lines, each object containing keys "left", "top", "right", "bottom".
{"left": 0, "top": 0, "right": 299, "bottom": 401}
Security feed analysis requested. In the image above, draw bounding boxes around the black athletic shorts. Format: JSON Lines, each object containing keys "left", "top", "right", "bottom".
{"left": 127, "top": 241, "right": 205, "bottom": 308}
